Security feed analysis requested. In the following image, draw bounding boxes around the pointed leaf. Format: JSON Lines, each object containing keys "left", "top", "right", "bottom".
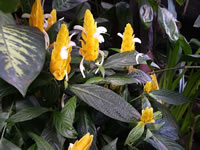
{"left": 150, "top": 89, "right": 190, "bottom": 105}
{"left": 52, "top": 0, "right": 88, "bottom": 11}
{"left": 101, "top": 138, "right": 118, "bottom": 150}
{"left": 0, "top": 79, "right": 17, "bottom": 100}
{"left": 8, "top": 107, "right": 49, "bottom": 123}
{"left": 158, "top": 7, "right": 179, "bottom": 41}
{"left": 0, "top": 112, "right": 8, "bottom": 132}
{"left": 140, "top": 4, "right": 153, "bottom": 28}
{"left": 0, "top": 138, "right": 21, "bottom": 150}
{"left": 0, "top": 0, "right": 20, "bottom": 13}
{"left": 0, "top": 25, "right": 46, "bottom": 96}
{"left": 53, "top": 96, "right": 77, "bottom": 139}
{"left": 69, "top": 84, "right": 140, "bottom": 123}
{"left": 104, "top": 51, "right": 152, "bottom": 69}
{"left": 28, "top": 132, "right": 54, "bottom": 150}
{"left": 0, "top": 10, "right": 16, "bottom": 25}
{"left": 193, "top": 15, "right": 200, "bottom": 28}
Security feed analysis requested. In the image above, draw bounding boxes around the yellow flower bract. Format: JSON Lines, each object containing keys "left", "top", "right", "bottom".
{"left": 29, "top": 0, "right": 44, "bottom": 32}
{"left": 68, "top": 133, "right": 93, "bottom": 150}
{"left": 120, "top": 23, "right": 136, "bottom": 53}
{"left": 50, "top": 24, "right": 72, "bottom": 80}
{"left": 144, "top": 73, "right": 159, "bottom": 93}
{"left": 46, "top": 9, "right": 57, "bottom": 31}
{"left": 80, "top": 9, "right": 99, "bottom": 61}
{"left": 139, "top": 107, "right": 155, "bottom": 125}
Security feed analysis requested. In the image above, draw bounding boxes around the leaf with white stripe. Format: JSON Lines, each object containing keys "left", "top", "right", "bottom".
{"left": 0, "top": 25, "right": 46, "bottom": 96}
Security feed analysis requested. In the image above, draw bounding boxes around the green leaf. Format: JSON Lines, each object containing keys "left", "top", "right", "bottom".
{"left": 8, "top": 107, "right": 49, "bottom": 123}
{"left": 0, "top": 138, "right": 21, "bottom": 150}
{"left": 142, "top": 95, "right": 151, "bottom": 109}
{"left": 153, "top": 111, "right": 162, "bottom": 120}
{"left": 0, "top": 10, "right": 16, "bottom": 25}
{"left": 28, "top": 132, "right": 54, "bottom": 150}
{"left": 52, "top": 0, "right": 88, "bottom": 11}
{"left": 109, "top": 48, "right": 120, "bottom": 53}
{"left": 0, "top": 0, "right": 20, "bottom": 13}
{"left": 129, "top": 69, "right": 152, "bottom": 84}
{"left": 150, "top": 89, "right": 190, "bottom": 105}
{"left": 77, "top": 109, "right": 98, "bottom": 150}
{"left": 0, "top": 79, "right": 17, "bottom": 100}
{"left": 179, "top": 34, "right": 192, "bottom": 54}
{"left": 0, "top": 25, "right": 46, "bottom": 96}
{"left": 158, "top": 7, "right": 179, "bottom": 41}
{"left": 139, "top": 4, "right": 153, "bottom": 28}
{"left": 53, "top": 96, "right": 77, "bottom": 139}
{"left": 193, "top": 15, "right": 200, "bottom": 28}
{"left": 190, "top": 38, "right": 200, "bottom": 47}
{"left": 105, "top": 75, "right": 139, "bottom": 85}
{"left": 125, "top": 124, "right": 145, "bottom": 146}
{"left": 147, "top": 134, "right": 184, "bottom": 150}
{"left": 115, "top": 2, "right": 133, "bottom": 27}
{"left": 104, "top": 51, "right": 152, "bottom": 69}
{"left": 101, "top": 138, "right": 118, "bottom": 150}
{"left": 27, "top": 144, "right": 37, "bottom": 150}
{"left": 180, "top": 54, "right": 200, "bottom": 63}
{"left": 69, "top": 84, "right": 140, "bottom": 123}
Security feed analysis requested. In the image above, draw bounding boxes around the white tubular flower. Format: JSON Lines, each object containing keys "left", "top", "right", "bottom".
{"left": 80, "top": 56, "right": 86, "bottom": 78}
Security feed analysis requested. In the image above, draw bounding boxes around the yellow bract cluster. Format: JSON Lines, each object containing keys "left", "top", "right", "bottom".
{"left": 46, "top": 9, "right": 57, "bottom": 31}
{"left": 139, "top": 107, "right": 155, "bottom": 125}
{"left": 50, "top": 24, "right": 72, "bottom": 80}
{"left": 144, "top": 73, "right": 159, "bottom": 93}
{"left": 68, "top": 133, "right": 93, "bottom": 150}
{"left": 80, "top": 9, "right": 99, "bottom": 61}
{"left": 29, "top": 0, "right": 44, "bottom": 32}
{"left": 120, "top": 23, "right": 136, "bottom": 53}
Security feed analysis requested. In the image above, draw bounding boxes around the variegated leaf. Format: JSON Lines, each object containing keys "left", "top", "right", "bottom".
{"left": 0, "top": 25, "right": 46, "bottom": 96}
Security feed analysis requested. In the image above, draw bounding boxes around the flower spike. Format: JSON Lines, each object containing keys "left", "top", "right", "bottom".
{"left": 144, "top": 73, "right": 159, "bottom": 93}
{"left": 139, "top": 107, "right": 155, "bottom": 126}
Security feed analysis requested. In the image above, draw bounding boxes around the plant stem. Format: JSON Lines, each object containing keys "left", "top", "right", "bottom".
{"left": 149, "top": 66, "right": 200, "bottom": 74}
{"left": 0, "top": 103, "right": 14, "bottom": 142}
{"left": 189, "top": 115, "right": 200, "bottom": 150}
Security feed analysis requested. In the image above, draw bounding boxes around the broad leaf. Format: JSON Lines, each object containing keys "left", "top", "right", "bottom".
{"left": 180, "top": 54, "right": 200, "bottom": 63}
{"left": 70, "top": 84, "right": 140, "bottom": 123}
{"left": 104, "top": 51, "right": 152, "bottom": 69}
{"left": 0, "top": 25, "right": 46, "bottom": 96}
{"left": 0, "top": 0, "right": 20, "bottom": 13}
{"left": 115, "top": 2, "right": 133, "bottom": 27}
{"left": 53, "top": 96, "right": 77, "bottom": 139}
{"left": 125, "top": 124, "right": 145, "bottom": 146}
{"left": 147, "top": 134, "right": 184, "bottom": 150}
{"left": 139, "top": 4, "right": 153, "bottom": 28}
{"left": 0, "top": 10, "right": 16, "bottom": 25}
{"left": 101, "top": 138, "right": 118, "bottom": 150}
{"left": 28, "top": 132, "right": 54, "bottom": 150}
{"left": 179, "top": 34, "right": 192, "bottom": 54}
{"left": 0, "top": 138, "right": 21, "bottom": 150}
{"left": 150, "top": 89, "right": 189, "bottom": 105}
{"left": 77, "top": 109, "right": 98, "bottom": 150}
{"left": 8, "top": 107, "right": 49, "bottom": 122}
{"left": 158, "top": 7, "right": 179, "bottom": 41}
{"left": 129, "top": 69, "right": 152, "bottom": 84}
{"left": 52, "top": 0, "right": 88, "bottom": 11}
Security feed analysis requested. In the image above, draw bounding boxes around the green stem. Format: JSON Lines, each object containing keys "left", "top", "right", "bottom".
{"left": 0, "top": 103, "right": 14, "bottom": 142}
{"left": 149, "top": 66, "right": 200, "bottom": 74}
{"left": 189, "top": 115, "right": 200, "bottom": 150}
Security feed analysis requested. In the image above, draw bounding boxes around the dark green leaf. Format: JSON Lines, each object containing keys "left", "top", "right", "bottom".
{"left": 0, "top": 25, "right": 46, "bottom": 96}
{"left": 193, "top": 15, "right": 200, "bottom": 28}
{"left": 190, "top": 38, "right": 200, "bottom": 47}
{"left": 8, "top": 107, "right": 49, "bottom": 123}
{"left": 142, "top": 95, "right": 151, "bottom": 109}
{"left": 129, "top": 69, "right": 152, "bottom": 84}
{"left": 85, "top": 77, "right": 105, "bottom": 84}
{"left": 0, "top": 0, "right": 20, "bottom": 13}
{"left": 0, "top": 112, "right": 8, "bottom": 131}
{"left": 0, "top": 10, "right": 16, "bottom": 25}
{"left": 70, "top": 84, "right": 140, "bottom": 123}
{"left": 147, "top": 134, "right": 184, "bottom": 150}
{"left": 41, "top": 126, "right": 65, "bottom": 150}
{"left": 28, "top": 132, "right": 54, "bottom": 150}
{"left": 0, "top": 138, "right": 21, "bottom": 150}
{"left": 101, "top": 2, "right": 114, "bottom": 10}
{"left": 77, "top": 109, "right": 98, "bottom": 150}
{"left": 109, "top": 48, "right": 120, "bottom": 53}
{"left": 180, "top": 54, "right": 200, "bottom": 63}
{"left": 150, "top": 89, "right": 190, "bottom": 105}
{"left": 52, "top": 0, "right": 88, "bottom": 11}
{"left": 101, "top": 138, "right": 118, "bottom": 150}
{"left": 125, "top": 124, "right": 145, "bottom": 146}
{"left": 176, "top": 0, "right": 183, "bottom": 6}
{"left": 105, "top": 75, "right": 139, "bottom": 85}
{"left": 115, "top": 2, "right": 133, "bottom": 27}
{"left": 53, "top": 96, "right": 77, "bottom": 139}
{"left": 104, "top": 51, "right": 152, "bottom": 69}
{"left": 75, "top": 2, "right": 91, "bottom": 21}
{"left": 139, "top": 4, "right": 153, "bottom": 28}
{"left": 158, "top": 7, "right": 179, "bottom": 41}
{"left": 0, "top": 79, "right": 17, "bottom": 100}
{"left": 27, "top": 144, "right": 37, "bottom": 150}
